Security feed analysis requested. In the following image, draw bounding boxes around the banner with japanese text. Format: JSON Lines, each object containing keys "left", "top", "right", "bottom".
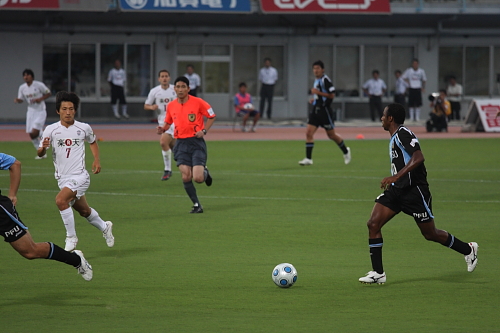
{"left": 0, "top": 0, "right": 110, "bottom": 11}
{"left": 120, "top": 0, "right": 251, "bottom": 13}
{"left": 260, "top": 0, "right": 390, "bottom": 14}
{"left": 470, "top": 99, "right": 500, "bottom": 132}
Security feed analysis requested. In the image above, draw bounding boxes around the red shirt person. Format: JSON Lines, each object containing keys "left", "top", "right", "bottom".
{"left": 158, "top": 76, "right": 216, "bottom": 213}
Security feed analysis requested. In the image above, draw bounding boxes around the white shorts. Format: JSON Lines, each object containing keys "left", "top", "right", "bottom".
{"left": 158, "top": 114, "right": 175, "bottom": 137}
{"left": 26, "top": 110, "right": 47, "bottom": 133}
{"left": 57, "top": 172, "right": 90, "bottom": 200}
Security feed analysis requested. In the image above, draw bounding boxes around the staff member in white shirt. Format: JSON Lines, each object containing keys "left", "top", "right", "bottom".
{"left": 394, "top": 69, "right": 408, "bottom": 107}
{"left": 446, "top": 76, "right": 463, "bottom": 121}
{"left": 14, "top": 69, "right": 51, "bottom": 159}
{"left": 402, "top": 58, "right": 427, "bottom": 122}
{"left": 362, "top": 70, "right": 387, "bottom": 122}
{"left": 259, "top": 58, "right": 278, "bottom": 120}
{"left": 108, "top": 59, "right": 129, "bottom": 120}
{"left": 144, "top": 69, "right": 177, "bottom": 181}
{"left": 185, "top": 64, "right": 201, "bottom": 97}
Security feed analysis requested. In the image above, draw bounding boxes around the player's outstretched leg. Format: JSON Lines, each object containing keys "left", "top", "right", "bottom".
{"left": 74, "top": 250, "right": 93, "bottom": 281}
{"left": 464, "top": 242, "right": 478, "bottom": 272}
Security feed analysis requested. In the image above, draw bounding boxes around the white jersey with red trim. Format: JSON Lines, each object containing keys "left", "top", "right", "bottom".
{"left": 40, "top": 120, "right": 96, "bottom": 179}
{"left": 17, "top": 80, "right": 50, "bottom": 112}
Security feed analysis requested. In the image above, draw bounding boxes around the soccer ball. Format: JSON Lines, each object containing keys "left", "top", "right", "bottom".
{"left": 272, "top": 263, "right": 297, "bottom": 288}
{"left": 243, "top": 103, "right": 254, "bottom": 110}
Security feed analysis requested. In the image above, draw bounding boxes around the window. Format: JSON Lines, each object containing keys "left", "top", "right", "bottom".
{"left": 127, "top": 44, "right": 151, "bottom": 97}
{"left": 439, "top": 46, "right": 463, "bottom": 91}
{"left": 336, "top": 46, "right": 359, "bottom": 97}
{"left": 390, "top": 46, "right": 414, "bottom": 93}
{"left": 71, "top": 44, "right": 96, "bottom": 97}
{"left": 234, "top": 46, "right": 258, "bottom": 96}
{"left": 364, "top": 46, "right": 388, "bottom": 93}
{"left": 465, "top": 47, "right": 489, "bottom": 95}
{"left": 260, "top": 46, "right": 285, "bottom": 97}
{"left": 493, "top": 47, "right": 500, "bottom": 96}
{"left": 100, "top": 44, "right": 124, "bottom": 97}
{"left": 43, "top": 44, "right": 68, "bottom": 95}
{"left": 309, "top": 46, "right": 333, "bottom": 93}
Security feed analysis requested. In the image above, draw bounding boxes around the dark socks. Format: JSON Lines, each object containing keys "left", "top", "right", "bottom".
{"left": 338, "top": 140, "right": 348, "bottom": 154}
{"left": 369, "top": 238, "right": 384, "bottom": 274}
{"left": 306, "top": 143, "right": 314, "bottom": 159}
{"left": 46, "top": 242, "right": 81, "bottom": 267}
{"left": 183, "top": 181, "right": 199, "bottom": 205}
{"left": 443, "top": 233, "right": 471, "bottom": 255}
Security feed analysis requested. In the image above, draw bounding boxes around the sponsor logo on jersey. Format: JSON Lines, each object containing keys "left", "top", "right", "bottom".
{"left": 391, "top": 150, "right": 398, "bottom": 158}
{"left": 4, "top": 225, "right": 21, "bottom": 238}
{"left": 57, "top": 138, "right": 82, "bottom": 147}
{"left": 413, "top": 212, "right": 429, "bottom": 221}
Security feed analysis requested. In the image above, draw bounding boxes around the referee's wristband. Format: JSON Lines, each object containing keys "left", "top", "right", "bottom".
{"left": 202, "top": 129, "right": 207, "bottom": 135}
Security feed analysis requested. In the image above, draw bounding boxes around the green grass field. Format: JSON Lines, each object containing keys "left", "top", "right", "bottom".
{"left": 1, "top": 138, "right": 499, "bottom": 332}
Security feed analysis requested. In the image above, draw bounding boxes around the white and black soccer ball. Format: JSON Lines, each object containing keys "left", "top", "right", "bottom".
{"left": 272, "top": 263, "right": 297, "bottom": 288}
{"left": 243, "top": 103, "right": 254, "bottom": 110}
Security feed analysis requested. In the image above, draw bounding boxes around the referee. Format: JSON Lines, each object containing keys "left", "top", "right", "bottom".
{"left": 258, "top": 58, "right": 278, "bottom": 120}
{"left": 362, "top": 70, "right": 387, "bottom": 122}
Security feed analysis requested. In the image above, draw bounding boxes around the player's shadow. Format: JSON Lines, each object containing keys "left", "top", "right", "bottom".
{"left": 0, "top": 291, "right": 107, "bottom": 308}
{"left": 88, "top": 246, "right": 161, "bottom": 259}
{"left": 389, "top": 271, "right": 486, "bottom": 286}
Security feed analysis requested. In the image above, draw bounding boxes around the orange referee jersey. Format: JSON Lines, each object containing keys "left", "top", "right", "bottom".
{"left": 165, "top": 96, "right": 216, "bottom": 139}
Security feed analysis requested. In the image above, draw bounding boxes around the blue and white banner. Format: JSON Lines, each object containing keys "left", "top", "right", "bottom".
{"left": 120, "top": 0, "right": 251, "bottom": 12}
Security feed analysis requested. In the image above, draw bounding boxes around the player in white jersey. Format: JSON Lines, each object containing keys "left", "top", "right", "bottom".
{"left": 107, "top": 59, "right": 129, "bottom": 119}
{"left": 402, "top": 59, "right": 427, "bottom": 122}
{"left": 14, "top": 69, "right": 51, "bottom": 159}
{"left": 37, "top": 91, "right": 114, "bottom": 252}
{"left": 145, "top": 69, "right": 177, "bottom": 181}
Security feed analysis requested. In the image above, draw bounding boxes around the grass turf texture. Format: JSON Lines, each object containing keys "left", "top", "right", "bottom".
{"left": 1, "top": 138, "right": 499, "bottom": 332}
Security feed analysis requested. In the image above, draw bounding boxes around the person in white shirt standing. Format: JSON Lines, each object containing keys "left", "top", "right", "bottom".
{"left": 185, "top": 64, "right": 201, "bottom": 97}
{"left": 362, "top": 70, "right": 387, "bottom": 122}
{"left": 446, "top": 76, "right": 463, "bottom": 121}
{"left": 402, "top": 58, "right": 427, "bottom": 122}
{"left": 394, "top": 69, "right": 408, "bottom": 108}
{"left": 259, "top": 58, "right": 278, "bottom": 120}
{"left": 14, "top": 69, "right": 51, "bottom": 159}
{"left": 37, "top": 91, "right": 114, "bottom": 252}
{"left": 108, "top": 59, "right": 129, "bottom": 120}
{"left": 145, "top": 69, "right": 177, "bottom": 181}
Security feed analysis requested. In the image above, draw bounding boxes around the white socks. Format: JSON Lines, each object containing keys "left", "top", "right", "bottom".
{"left": 112, "top": 104, "right": 119, "bottom": 117}
{"left": 409, "top": 107, "right": 421, "bottom": 121}
{"left": 121, "top": 105, "right": 128, "bottom": 116}
{"left": 162, "top": 150, "right": 171, "bottom": 171}
{"left": 60, "top": 207, "right": 76, "bottom": 237}
{"left": 86, "top": 207, "right": 107, "bottom": 232}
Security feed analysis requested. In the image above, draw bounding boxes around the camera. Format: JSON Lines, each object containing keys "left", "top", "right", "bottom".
{"left": 428, "top": 92, "right": 442, "bottom": 105}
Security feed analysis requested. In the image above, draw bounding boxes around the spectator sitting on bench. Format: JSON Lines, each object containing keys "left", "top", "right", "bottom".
{"left": 234, "top": 82, "right": 260, "bottom": 132}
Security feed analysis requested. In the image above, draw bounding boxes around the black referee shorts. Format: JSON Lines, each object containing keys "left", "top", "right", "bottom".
{"left": 173, "top": 137, "right": 208, "bottom": 167}
{"left": 375, "top": 185, "right": 434, "bottom": 223}
{"left": 0, "top": 195, "right": 28, "bottom": 242}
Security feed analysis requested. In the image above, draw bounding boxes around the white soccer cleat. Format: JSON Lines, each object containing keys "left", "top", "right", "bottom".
{"left": 359, "top": 271, "right": 386, "bottom": 284}
{"left": 74, "top": 250, "right": 93, "bottom": 281}
{"left": 64, "top": 236, "right": 78, "bottom": 252}
{"left": 35, "top": 154, "right": 47, "bottom": 160}
{"left": 343, "top": 147, "right": 351, "bottom": 165}
{"left": 464, "top": 242, "right": 478, "bottom": 272}
{"left": 103, "top": 221, "right": 115, "bottom": 247}
{"left": 298, "top": 158, "right": 313, "bottom": 166}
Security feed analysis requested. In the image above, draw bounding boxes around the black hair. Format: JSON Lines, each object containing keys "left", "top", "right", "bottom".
{"left": 186, "top": 64, "right": 194, "bottom": 69}
{"left": 55, "top": 91, "right": 80, "bottom": 112}
{"left": 158, "top": 69, "right": 170, "bottom": 76}
{"left": 238, "top": 82, "right": 247, "bottom": 88}
{"left": 174, "top": 76, "right": 190, "bottom": 87}
{"left": 386, "top": 103, "right": 406, "bottom": 125}
{"left": 372, "top": 70, "right": 380, "bottom": 75}
{"left": 395, "top": 69, "right": 402, "bottom": 74}
{"left": 22, "top": 69, "right": 34, "bottom": 78}
{"left": 312, "top": 60, "right": 324, "bottom": 69}
{"left": 439, "top": 89, "right": 447, "bottom": 95}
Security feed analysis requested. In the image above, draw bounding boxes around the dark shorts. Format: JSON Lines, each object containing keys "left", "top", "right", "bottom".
{"left": 0, "top": 195, "right": 28, "bottom": 242}
{"left": 173, "top": 137, "right": 208, "bottom": 167}
{"left": 375, "top": 185, "right": 434, "bottom": 223}
{"left": 111, "top": 84, "right": 127, "bottom": 104}
{"left": 408, "top": 88, "right": 422, "bottom": 107}
{"left": 239, "top": 110, "right": 259, "bottom": 117}
{"left": 307, "top": 105, "right": 336, "bottom": 130}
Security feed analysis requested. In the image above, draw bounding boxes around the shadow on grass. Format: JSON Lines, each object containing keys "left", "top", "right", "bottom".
{"left": 388, "top": 271, "right": 487, "bottom": 286}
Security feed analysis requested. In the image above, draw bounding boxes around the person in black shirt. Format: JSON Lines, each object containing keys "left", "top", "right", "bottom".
{"left": 298, "top": 60, "right": 351, "bottom": 166}
{"left": 359, "top": 103, "right": 478, "bottom": 285}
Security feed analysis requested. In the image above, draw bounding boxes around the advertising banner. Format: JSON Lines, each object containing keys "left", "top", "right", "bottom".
{"left": 260, "top": 0, "right": 390, "bottom": 14}
{"left": 463, "top": 99, "right": 500, "bottom": 132}
{"left": 0, "top": 0, "right": 110, "bottom": 11}
{"left": 120, "top": 0, "right": 252, "bottom": 13}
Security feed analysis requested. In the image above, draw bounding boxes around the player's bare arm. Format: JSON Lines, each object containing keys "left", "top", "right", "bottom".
{"left": 196, "top": 117, "right": 216, "bottom": 138}
{"left": 37, "top": 137, "right": 50, "bottom": 157}
{"left": 157, "top": 123, "right": 171, "bottom": 135}
{"left": 14, "top": 98, "right": 23, "bottom": 103}
{"left": 34, "top": 92, "right": 51, "bottom": 104}
{"left": 380, "top": 150, "right": 425, "bottom": 190}
{"left": 145, "top": 104, "right": 158, "bottom": 111}
{"left": 8, "top": 159, "right": 21, "bottom": 206}
{"left": 89, "top": 141, "right": 101, "bottom": 174}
